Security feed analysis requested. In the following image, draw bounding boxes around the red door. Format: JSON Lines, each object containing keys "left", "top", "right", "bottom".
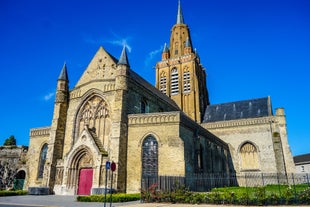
{"left": 77, "top": 168, "right": 93, "bottom": 195}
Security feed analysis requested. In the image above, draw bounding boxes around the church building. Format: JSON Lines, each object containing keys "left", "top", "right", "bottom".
{"left": 25, "top": 1, "right": 295, "bottom": 195}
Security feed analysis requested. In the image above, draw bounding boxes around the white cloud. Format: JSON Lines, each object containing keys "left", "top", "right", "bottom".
{"left": 43, "top": 92, "right": 54, "bottom": 101}
{"left": 144, "top": 45, "right": 163, "bottom": 67}
{"left": 107, "top": 32, "right": 132, "bottom": 52}
{"left": 83, "top": 32, "right": 132, "bottom": 53}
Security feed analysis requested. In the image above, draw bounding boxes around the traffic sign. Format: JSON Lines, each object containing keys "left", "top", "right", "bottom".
{"left": 106, "top": 161, "right": 111, "bottom": 170}
{"left": 111, "top": 162, "right": 116, "bottom": 172}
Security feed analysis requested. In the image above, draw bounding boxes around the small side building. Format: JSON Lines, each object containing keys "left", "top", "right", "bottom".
{"left": 294, "top": 153, "right": 310, "bottom": 173}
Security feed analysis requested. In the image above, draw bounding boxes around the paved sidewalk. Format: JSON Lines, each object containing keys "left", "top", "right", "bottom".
{"left": 0, "top": 195, "right": 308, "bottom": 207}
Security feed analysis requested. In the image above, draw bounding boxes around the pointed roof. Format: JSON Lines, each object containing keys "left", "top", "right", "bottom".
{"left": 58, "top": 63, "right": 68, "bottom": 81}
{"left": 163, "top": 43, "right": 169, "bottom": 53}
{"left": 176, "top": 0, "right": 184, "bottom": 24}
{"left": 75, "top": 46, "right": 118, "bottom": 87}
{"left": 117, "top": 45, "right": 130, "bottom": 67}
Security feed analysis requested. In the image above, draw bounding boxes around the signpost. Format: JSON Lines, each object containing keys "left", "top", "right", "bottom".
{"left": 103, "top": 161, "right": 116, "bottom": 207}
{"left": 110, "top": 162, "right": 116, "bottom": 207}
{"left": 104, "top": 161, "right": 110, "bottom": 207}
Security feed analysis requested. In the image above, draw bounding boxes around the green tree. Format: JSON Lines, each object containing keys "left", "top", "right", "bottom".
{"left": 3, "top": 135, "right": 16, "bottom": 146}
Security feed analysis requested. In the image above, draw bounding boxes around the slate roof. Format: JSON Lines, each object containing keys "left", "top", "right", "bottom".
{"left": 203, "top": 97, "right": 272, "bottom": 123}
{"left": 128, "top": 70, "right": 180, "bottom": 110}
{"left": 294, "top": 153, "right": 310, "bottom": 164}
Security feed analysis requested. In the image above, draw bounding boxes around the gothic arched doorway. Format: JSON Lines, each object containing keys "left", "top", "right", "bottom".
{"left": 67, "top": 146, "right": 94, "bottom": 195}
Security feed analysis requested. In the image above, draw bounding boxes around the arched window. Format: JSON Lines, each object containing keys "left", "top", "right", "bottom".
{"left": 240, "top": 142, "right": 259, "bottom": 171}
{"left": 142, "top": 136, "right": 158, "bottom": 177}
{"left": 37, "top": 143, "right": 48, "bottom": 179}
{"left": 174, "top": 42, "right": 179, "bottom": 55}
{"left": 141, "top": 98, "right": 149, "bottom": 113}
{"left": 77, "top": 95, "right": 111, "bottom": 148}
{"left": 171, "top": 68, "right": 179, "bottom": 95}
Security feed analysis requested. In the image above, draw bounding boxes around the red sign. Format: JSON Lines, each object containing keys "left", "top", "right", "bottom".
{"left": 111, "top": 162, "right": 116, "bottom": 172}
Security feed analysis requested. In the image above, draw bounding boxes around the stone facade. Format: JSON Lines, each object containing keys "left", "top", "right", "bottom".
{"left": 202, "top": 108, "right": 295, "bottom": 174}
{"left": 26, "top": 45, "right": 232, "bottom": 194}
{"left": 126, "top": 112, "right": 231, "bottom": 193}
{"left": 25, "top": 1, "right": 295, "bottom": 195}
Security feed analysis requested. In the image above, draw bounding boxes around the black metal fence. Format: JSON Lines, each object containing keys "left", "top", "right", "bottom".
{"left": 141, "top": 173, "right": 310, "bottom": 192}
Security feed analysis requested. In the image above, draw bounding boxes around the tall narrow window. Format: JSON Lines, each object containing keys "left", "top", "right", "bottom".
{"left": 171, "top": 68, "right": 179, "bottom": 95}
{"left": 141, "top": 98, "right": 149, "bottom": 113}
{"left": 142, "top": 136, "right": 158, "bottom": 177}
{"left": 174, "top": 42, "right": 179, "bottom": 55}
{"left": 37, "top": 143, "right": 48, "bottom": 179}
{"left": 240, "top": 142, "right": 259, "bottom": 171}
{"left": 183, "top": 71, "right": 190, "bottom": 93}
{"left": 159, "top": 73, "right": 167, "bottom": 94}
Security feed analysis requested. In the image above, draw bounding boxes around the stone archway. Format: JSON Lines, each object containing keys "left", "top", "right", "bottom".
{"left": 66, "top": 146, "right": 94, "bottom": 195}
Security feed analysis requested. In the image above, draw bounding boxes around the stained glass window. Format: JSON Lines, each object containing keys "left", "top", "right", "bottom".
{"left": 142, "top": 136, "right": 158, "bottom": 177}
{"left": 37, "top": 143, "right": 48, "bottom": 179}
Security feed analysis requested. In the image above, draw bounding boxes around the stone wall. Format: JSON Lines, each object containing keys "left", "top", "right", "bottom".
{"left": 27, "top": 127, "right": 50, "bottom": 188}
{"left": 0, "top": 146, "right": 28, "bottom": 190}
{"left": 126, "top": 111, "right": 231, "bottom": 193}
{"left": 201, "top": 109, "right": 295, "bottom": 174}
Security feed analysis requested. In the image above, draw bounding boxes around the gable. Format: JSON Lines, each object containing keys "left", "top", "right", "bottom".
{"left": 75, "top": 46, "right": 118, "bottom": 87}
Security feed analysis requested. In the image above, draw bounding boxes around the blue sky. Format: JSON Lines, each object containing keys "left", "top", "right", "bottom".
{"left": 0, "top": 0, "right": 309, "bottom": 156}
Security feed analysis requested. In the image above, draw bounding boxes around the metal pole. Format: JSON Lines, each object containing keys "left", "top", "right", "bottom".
{"left": 104, "top": 169, "right": 108, "bottom": 207}
{"left": 277, "top": 173, "right": 281, "bottom": 198}
{"left": 292, "top": 173, "right": 297, "bottom": 203}
{"left": 245, "top": 173, "right": 249, "bottom": 205}
{"left": 110, "top": 171, "right": 113, "bottom": 207}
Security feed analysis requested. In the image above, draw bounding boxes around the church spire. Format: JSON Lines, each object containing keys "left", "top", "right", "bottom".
{"left": 162, "top": 43, "right": 170, "bottom": 60}
{"left": 58, "top": 62, "right": 68, "bottom": 81}
{"left": 176, "top": 0, "right": 184, "bottom": 24}
{"left": 155, "top": 0, "right": 210, "bottom": 122}
{"left": 118, "top": 45, "right": 130, "bottom": 67}
{"left": 163, "top": 43, "right": 169, "bottom": 53}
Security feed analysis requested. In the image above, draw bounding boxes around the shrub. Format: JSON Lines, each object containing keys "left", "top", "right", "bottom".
{"left": 0, "top": 190, "right": 28, "bottom": 197}
{"left": 77, "top": 193, "right": 140, "bottom": 203}
{"left": 298, "top": 187, "right": 310, "bottom": 204}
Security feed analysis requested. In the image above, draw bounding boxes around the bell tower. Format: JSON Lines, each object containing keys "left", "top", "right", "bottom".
{"left": 155, "top": 0, "right": 209, "bottom": 122}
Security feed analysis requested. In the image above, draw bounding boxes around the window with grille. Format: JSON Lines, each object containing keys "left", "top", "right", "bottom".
{"left": 142, "top": 136, "right": 158, "bottom": 177}
{"left": 240, "top": 142, "right": 259, "bottom": 170}
{"left": 171, "top": 68, "right": 179, "bottom": 95}
{"left": 37, "top": 143, "right": 48, "bottom": 179}
{"left": 183, "top": 71, "right": 190, "bottom": 93}
{"left": 160, "top": 76, "right": 167, "bottom": 94}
